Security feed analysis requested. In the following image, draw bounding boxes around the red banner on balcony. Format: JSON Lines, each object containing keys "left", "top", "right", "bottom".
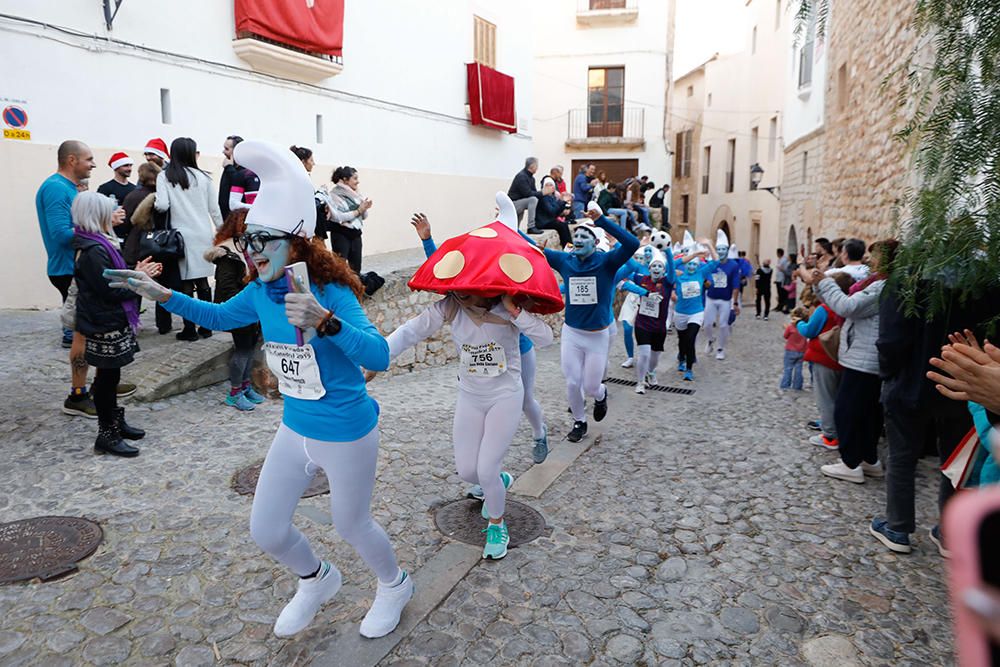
{"left": 467, "top": 63, "right": 516, "bottom": 133}
{"left": 235, "top": 0, "right": 344, "bottom": 56}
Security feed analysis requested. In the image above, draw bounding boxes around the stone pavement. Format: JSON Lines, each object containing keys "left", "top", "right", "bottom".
{"left": 0, "top": 307, "right": 954, "bottom": 665}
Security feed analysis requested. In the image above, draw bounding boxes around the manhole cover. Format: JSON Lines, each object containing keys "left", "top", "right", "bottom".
{"left": 0, "top": 516, "right": 104, "bottom": 584}
{"left": 434, "top": 499, "right": 547, "bottom": 548}
{"left": 232, "top": 461, "right": 329, "bottom": 497}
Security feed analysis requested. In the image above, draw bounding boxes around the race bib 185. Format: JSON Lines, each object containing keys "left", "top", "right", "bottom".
{"left": 568, "top": 276, "right": 598, "bottom": 305}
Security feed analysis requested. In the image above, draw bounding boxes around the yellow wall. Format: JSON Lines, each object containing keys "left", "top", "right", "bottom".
{"left": 1, "top": 141, "right": 507, "bottom": 310}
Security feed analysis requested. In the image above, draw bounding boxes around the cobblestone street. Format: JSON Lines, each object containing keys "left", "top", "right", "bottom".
{"left": 0, "top": 308, "right": 954, "bottom": 666}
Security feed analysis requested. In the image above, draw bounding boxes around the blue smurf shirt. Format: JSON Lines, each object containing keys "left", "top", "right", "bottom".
{"left": 422, "top": 236, "right": 535, "bottom": 355}
{"left": 674, "top": 261, "right": 719, "bottom": 315}
{"left": 706, "top": 260, "right": 743, "bottom": 301}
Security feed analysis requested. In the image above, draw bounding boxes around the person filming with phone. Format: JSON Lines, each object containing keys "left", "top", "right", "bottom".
{"left": 103, "top": 141, "right": 413, "bottom": 642}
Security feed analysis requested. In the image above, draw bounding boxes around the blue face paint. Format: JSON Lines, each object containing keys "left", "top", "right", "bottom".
{"left": 717, "top": 245, "right": 729, "bottom": 261}
{"left": 572, "top": 228, "right": 596, "bottom": 258}
{"left": 246, "top": 223, "right": 291, "bottom": 283}
{"left": 642, "top": 246, "right": 655, "bottom": 266}
{"left": 686, "top": 260, "right": 700, "bottom": 274}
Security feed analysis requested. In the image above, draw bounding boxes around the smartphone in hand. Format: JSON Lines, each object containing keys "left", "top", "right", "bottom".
{"left": 285, "top": 261, "right": 310, "bottom": 346}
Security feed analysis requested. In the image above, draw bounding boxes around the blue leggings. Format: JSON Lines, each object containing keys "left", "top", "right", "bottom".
{"left": 622, "top": 321, "right": 635, "bottom": 358}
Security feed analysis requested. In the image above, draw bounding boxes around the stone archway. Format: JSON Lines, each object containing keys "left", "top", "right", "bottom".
{"left": 712, "top": 205, "right": 734, "bottom": 246}
{"left": 787, "top": 225, "right": 799, "bottom": 259}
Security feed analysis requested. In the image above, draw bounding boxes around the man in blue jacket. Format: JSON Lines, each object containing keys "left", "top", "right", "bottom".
{"left": 572, "top": 163, "right": 597, "bottom": 219}
{"left": 37, "top": 140, "right": 99, "bottom": 417}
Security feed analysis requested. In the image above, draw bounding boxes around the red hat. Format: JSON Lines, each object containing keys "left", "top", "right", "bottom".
{"left": 143, "top": 138, "right": 169, "bottom": 160}
{"left": 108, "top": 152, "right": 133, "bottom": 170}
{"left": 407, "top": 193, "right": 564, "bottom": 315}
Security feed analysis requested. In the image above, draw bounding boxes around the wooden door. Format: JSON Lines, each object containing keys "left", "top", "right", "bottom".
{"left": 587, "top": 67, "right": 624, "bottom": 138}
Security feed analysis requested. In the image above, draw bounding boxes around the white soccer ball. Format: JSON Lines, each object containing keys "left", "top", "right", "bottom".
{"left": 650, "top": 230, "right": 671, "bottom": 252}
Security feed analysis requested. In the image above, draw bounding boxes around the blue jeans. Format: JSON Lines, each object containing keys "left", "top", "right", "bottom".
{"left": 607, "top": 208, "right": 632, "bottom": 230}
{"left": 572, "top": 201, "right": 586, "bottom": 219}
{"left": 781, "top": 350, "right": 804, "bottom": 390}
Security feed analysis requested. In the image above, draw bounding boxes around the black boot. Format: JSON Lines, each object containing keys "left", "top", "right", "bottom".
{"left": 115, "top": 407, "right": 145, "bottom": 440}
{"left": 594, "top": 391, "right": 608, "bottom": 422}
{"left": 95, "top": 422, "right": 139, "bottom": 458}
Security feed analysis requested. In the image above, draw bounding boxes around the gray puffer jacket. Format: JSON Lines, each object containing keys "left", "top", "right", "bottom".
{"left": 815, "top": 277, "right": 885, "bottom": 375}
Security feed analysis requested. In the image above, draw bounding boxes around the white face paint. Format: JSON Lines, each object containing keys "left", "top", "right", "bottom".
{"left": 649, "top": 260, "right": 666, "bottom": 281}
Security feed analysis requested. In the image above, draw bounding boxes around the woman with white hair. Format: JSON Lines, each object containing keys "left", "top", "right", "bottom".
{"left": 72, "top": 192, "right": 161, "bottom": 457}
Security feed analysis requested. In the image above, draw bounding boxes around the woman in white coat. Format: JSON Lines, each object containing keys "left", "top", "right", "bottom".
{"left": 155, "top": 137, "right": 224, "bottom": 341}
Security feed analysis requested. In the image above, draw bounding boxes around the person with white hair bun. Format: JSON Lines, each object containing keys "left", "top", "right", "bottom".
{"left": 105, "top": 141, "right": 412, "bottom": 640}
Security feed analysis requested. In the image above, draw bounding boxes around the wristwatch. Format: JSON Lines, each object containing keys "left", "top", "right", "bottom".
{"left": 315, "top": 310, "right": 342, "bottom": 337}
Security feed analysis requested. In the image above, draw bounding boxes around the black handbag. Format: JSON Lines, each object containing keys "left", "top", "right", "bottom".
{"left": 137, "top": 208, "right": 185, "bottom": 260}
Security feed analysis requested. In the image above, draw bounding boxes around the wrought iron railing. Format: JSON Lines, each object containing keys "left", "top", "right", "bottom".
{"left": 567, "top": 107, "right": 644, "bottom": 141}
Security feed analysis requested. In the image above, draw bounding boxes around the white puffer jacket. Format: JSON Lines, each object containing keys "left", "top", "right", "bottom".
{"left": 815, "top": 277, "right": 885, "bottom": 375}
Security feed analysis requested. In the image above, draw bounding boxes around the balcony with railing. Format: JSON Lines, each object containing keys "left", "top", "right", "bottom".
{"left": 576, "top": 0, "right": 639, "bottom": 25}
{"left": 566, "top": 107, "right": 645, "bottom": 149}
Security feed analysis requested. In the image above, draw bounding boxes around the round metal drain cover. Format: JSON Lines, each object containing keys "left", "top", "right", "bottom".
{"left": 232, "top": 461, "right": 329, "bottom": 498}
{"left": 0, "top": 516, "right": 104, "bottom": 584}
{"left": 434, "top": 499, "right": 547, "bottom": 548}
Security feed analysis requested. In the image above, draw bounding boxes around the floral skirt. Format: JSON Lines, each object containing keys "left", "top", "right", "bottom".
{"left": 85, "top": 326, "right": 139, "bottom": 369}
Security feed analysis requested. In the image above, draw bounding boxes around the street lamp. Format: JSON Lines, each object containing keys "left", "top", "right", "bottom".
{"left": 749, "top": 163, "right": 764, "bottom": 190}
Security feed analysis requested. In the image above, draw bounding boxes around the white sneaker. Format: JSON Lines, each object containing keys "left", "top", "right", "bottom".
{"left": 821, "top": 461, "right": 865, "bottom": 484}
{"left": 861, "top": 460, "right": 885, "bottom": 478}
{"left": 645, "top": 372, "right": 657, "bottom": 387}
{"left": 273, "top": 561, "right": 342, "bottom": 637}
{"left": 360, "top": 571, "right": 414, "bottom": 638}
{"left": 715, "top": 349, "right": 726, "bottom": 360}
{"left": 705, "top": 340, "right": 715, "bottom": 354}
{"left": 621, "top": 358, "right": 634, "bottom": 368}
{"left": 634, "top": 384, "right": 646, "bottom": 395}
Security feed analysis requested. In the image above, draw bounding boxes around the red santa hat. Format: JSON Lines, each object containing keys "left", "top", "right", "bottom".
{"left": 143, "top": 138, "right": 169, "bottom": 160}
{"left": 108, "top": 152, "right": 133, "bottom": 170}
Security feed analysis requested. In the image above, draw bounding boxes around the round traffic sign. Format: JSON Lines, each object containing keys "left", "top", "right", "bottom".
{"left": 3, "top": 106, "right": 28, "bottom": 129}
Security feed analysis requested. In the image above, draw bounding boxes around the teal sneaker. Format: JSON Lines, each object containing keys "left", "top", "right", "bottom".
{"left": 532, "top": 428, "right": 549, "bottom": 464}
{"left": 225, "top": 392, "right": 256, "bottom": 411}
{"left": 243, "top": 385, "right": 266, "bottom": 404}
{"left": 481, "top": 472, "right": 514, "bottom": 519}
{"left": 482, "top": 521, "right": 509, "bottom": 560}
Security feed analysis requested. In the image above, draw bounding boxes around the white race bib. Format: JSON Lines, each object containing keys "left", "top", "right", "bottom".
{"left": 638, "top": 295, "right": 661, "bottom": 318}
{"left": 264, "top": 342, "right": 326, "bottom": 400}
{"left": 460, "top": 341, "right": 507, "bottom": 377}
{"left": 681, "top": 280, "right": 701, "bottom": 299}
{"left": 712, "top": 272, "right": 728, "bottom": 289}
{"left": 568, "top": 276, "right": 598, "bottom": 305}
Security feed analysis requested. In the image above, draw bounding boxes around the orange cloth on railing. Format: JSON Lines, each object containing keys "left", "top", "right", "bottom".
{"left": 235, "top": 0, "right": 344, "bottom": 56}
{"left": 466, "top": 63, "right": 517, "bottom": 133}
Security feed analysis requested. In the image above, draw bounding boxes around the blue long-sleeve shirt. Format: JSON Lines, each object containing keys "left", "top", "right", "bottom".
{"left": 422, "top": 236, "right": 533, "bottom": 354}
{"left": 706, "top": 259, "right": 743, "bottom": 301}
{"left": 523, "top": 215, "right": 640, "bottom": 330}
{"left": 796, "top": 307, "right": 829, "bottom": 340}
{"left": 36, "top": 173, "right": 78, "bottom": 276}
{"left": 573, "top": 173, "right": 594, "bottom": 204}
{"left": 163, "top": 281, "right": 388, "bottom": 441}
{"left": 674, "top": 261, "right": 719, "bottom": 315}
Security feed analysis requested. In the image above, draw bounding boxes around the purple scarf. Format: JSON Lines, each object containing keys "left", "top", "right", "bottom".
{"left": 76, "top": 229, "right": 142, "bottom": 333}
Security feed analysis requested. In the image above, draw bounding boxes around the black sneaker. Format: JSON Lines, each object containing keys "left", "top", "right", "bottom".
{"left": 62, "top": 395, "right": 97, "bottom": 419}
{"left": 594, "top": 391, "right": 608, "bottom": 422}
{"left": 176, "top": 330, "right": 199, "bottom": 342}
{"left": 566, "top": 420, "right": 587, "bottom": 443}
{"left": 806, "top": 420, "right": 822, "bottom": 432}
{"left": 197, "top": 327, "right": 213, "bottom": 339}
{"left": 527, "top": 227, "right": 540, "bottom": 234}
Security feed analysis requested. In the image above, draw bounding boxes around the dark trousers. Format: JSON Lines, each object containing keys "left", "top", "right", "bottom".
{"left": 536, "top": 219, "right": 572, "bottom": 247}
{"left": 833, "top": 368, "right": 883, "bottom": 468}
{"left": 93, "top": 367, "right": 121, "bottom": 426}
{"left": 49, "top": 274, "right": 73, "bottom": 302}
{"left": 677, "top": 323, "right": 701, "bottom": 369}
{"left": 156, "top": 259, "right": 181, "bottom": 333}
{"left": 330, "top": 230, "right": 363, "bottom": 274}
{"left": 775, "top": 281, "right": 788, "bottom": 313}
{"left": 885, "top": 400, "right": 970, "bottom": 534}
{"left": 179, "top": 277, "right": 212, "bottom": 334}
{"left": 756, "top": 287, "right": 771, "bottom": 317}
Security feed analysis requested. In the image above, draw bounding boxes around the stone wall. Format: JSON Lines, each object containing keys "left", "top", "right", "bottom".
{"left": 821, "top": 0, "right": 916, "bottom": 243}
{"left": 779, "top": 128, "right": 826, "bottom": 254}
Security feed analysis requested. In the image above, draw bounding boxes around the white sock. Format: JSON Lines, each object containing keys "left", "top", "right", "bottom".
{"left": 382, "top": 568, "right": 405, "bottom": 587}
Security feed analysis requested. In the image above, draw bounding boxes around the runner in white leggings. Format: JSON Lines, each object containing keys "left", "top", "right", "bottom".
{"left": 106, "top": 140, "right": 412, "bottom": 641}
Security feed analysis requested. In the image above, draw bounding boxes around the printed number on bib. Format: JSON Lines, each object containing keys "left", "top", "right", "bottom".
{"left": 461, "top": 341, "right": 507, "bottom": 377}
{"left": 638, "top": 295, "right": 660, "bottom": 318}
{"left": 568, "top": 276, "right": 598, "bottom": 305}
{"left": 713, "top": 272, "right": 728, "bottom": 289}
{"left": 681, "top": 281, "right": 701, "bottom": 299}
{"left": 264, "top": 342, "right": 326, "bottom": 400}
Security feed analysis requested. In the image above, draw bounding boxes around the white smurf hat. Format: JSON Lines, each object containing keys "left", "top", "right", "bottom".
{"left": 716, "top": 229, "right": 730, "bottom": 247}
{"left": 681, "top": 230, "right": 696, "bottom": 251}
{"left": 727, "top": 243, "right": 739, "bottom": 260}
{"left": 235, "top": 140, "right": 316, "bottom": 238}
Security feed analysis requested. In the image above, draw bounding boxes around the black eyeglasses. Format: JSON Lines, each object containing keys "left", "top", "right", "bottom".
{"left": 233, "top": 231, "right": 296, "bottom": 254}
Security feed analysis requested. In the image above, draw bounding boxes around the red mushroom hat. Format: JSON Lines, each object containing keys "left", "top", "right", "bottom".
{"left": 407, "top": 193, "right": 564, "bottom": 315}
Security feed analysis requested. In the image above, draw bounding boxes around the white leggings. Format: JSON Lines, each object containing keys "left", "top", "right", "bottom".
{"left": 453, "top": 387, "right": 524, "bottom": 519}
{"left": 703, "top": 298, "right": 733, "bottom": 350}
{"left": 561, "top": 324, "right": 610, "bottom": 422}
{"left": 635, "top": 346, "right": 662, "bottom": 384}
{"left": 520, "top": 348, "right": 545, "bottom": 439}
{"left": 249, "top": 423, "right": 399, "bottom": 582}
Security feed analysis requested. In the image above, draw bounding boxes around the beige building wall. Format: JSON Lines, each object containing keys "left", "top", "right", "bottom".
{"left": 779, "top": 128, "right": 825, "bottom": 256}
{"left": 669, "top": 64, "right": 708, "bottom": 242}
{"left": 821, "top": 0, "right": 916, "bottom": 242}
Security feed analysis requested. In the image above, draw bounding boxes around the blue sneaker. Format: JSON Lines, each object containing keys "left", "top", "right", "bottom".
{"left": 532, "top": 428, "right": 549, "bottom": 464}
{"left": 243, "top": 385, "right": 266, "bottom": 404}
{"left": 481, "top": 472, "right": 514, "bottom": 519}
{"left": 466, "top": 484, "right": 484, "bottom": 500}
{"left": 683, "top": 370, "right": 694, "bottom": 382}
{"left": 482, "top": 521, "right": 509, "bottom": 560}
{"left": 869, "top": 517, "right": 911, "bottom": 554}
{"left": 225, "top": 392, "right": 256, "bottom": 412}
{"left": 678, "top": 360, "right": 686, "bottom": 372}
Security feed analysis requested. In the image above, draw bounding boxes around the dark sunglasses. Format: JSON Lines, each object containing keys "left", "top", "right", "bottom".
{"left": 233, "top": 231, "right": 295, "bottom": 254}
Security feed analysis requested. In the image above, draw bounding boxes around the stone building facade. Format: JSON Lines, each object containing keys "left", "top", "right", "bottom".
{"left": 779, "top": 128, "right": 825, "bottom": 256}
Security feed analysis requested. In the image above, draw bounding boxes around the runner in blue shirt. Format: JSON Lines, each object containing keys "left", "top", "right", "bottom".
{"left": 672, "top": 239, "right": 719, "bottom": 380}
{"left": 702, "top": 231, "right": 742, "bottom": 360}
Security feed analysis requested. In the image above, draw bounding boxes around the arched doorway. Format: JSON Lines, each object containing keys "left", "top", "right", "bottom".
{"left": 711, "top": 205, "right": 734, "bottom": 245}
{"left": 787, "top": 225, "right": 798, "bottom": 259}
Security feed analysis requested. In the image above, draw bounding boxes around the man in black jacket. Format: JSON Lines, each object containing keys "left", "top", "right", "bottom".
{"left": 507, "top": 157, "right": 542, "bottom": 232}
{"left": 871, "top": 280, "right": 1000, "bottom": 555}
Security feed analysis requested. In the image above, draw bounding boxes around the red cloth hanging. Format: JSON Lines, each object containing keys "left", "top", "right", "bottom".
{"left": 466, "top": 63, "right": 516, "bottom": 133}
{"left": 234, "top": 0, "right": 345, "bottom": 56}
